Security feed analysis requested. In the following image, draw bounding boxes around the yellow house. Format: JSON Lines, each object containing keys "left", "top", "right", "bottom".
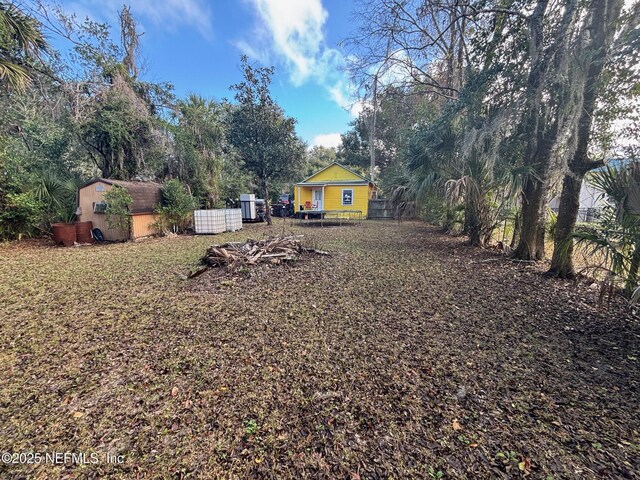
{"left": 294, "top": 163, "right": 376, "bottom": 217}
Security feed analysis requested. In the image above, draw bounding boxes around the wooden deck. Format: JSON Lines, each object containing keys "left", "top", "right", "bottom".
{"left": 296, "top": 209, "right": 363, "bottom": 226}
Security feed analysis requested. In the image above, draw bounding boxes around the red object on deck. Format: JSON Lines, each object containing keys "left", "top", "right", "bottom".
{"left": 305, "top": 201, "right": 311, "bottom": 209}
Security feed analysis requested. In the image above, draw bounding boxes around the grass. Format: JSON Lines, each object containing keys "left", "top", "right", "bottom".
{"left": 0, "top": 221, "right": 639, "bottom": 478}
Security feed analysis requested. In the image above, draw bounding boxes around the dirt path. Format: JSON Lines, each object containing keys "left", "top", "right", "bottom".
{"left": 0, "top": 221, "right": 638, "bottom": 478}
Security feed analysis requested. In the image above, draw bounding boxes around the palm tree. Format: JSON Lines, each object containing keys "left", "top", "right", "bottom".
{"left": 32, "top": 169, "right": 81, "bottom": 225}
{"left": 573, "top": 162, "right": 640, "bottom": 296}
{"left": 174, "top": 94, "right": 225, "bottom": 207}
{"left": 0, "top": 2, "right": 47, "bottom": 92}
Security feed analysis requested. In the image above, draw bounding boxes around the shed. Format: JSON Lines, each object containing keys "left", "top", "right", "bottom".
{"left": 294, "top": 163, "right": 376, "bottom": 217}
{"left": 77, "top": 178, "right": 163, "bottom": 241}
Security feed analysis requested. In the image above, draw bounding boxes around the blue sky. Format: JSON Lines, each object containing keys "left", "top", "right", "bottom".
{"left": 48, "top": 0, "right": 361, "bottom": 148}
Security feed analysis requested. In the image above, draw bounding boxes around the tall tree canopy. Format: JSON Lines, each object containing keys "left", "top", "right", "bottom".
{"left": 171, "top": 94, "right": 227, "bottom": 207}
{"left": 344, "top": 0, "right": 640, "bottom": 290}
{"left": 227, "top": 55, "right": 305, "bottom": 225}
{"left": 0, "top": 3, "right": 251, "bottom": 239}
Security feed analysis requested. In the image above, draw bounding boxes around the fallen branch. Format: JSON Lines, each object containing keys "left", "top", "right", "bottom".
{"left": 187, "top": 267, "right": 208, "bottom": 279}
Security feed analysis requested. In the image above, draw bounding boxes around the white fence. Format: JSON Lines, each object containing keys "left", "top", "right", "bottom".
{"left": 194, "top": 209, "right": 243, "bottom": 234}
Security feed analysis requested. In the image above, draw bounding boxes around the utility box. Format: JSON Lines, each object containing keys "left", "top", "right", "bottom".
{"left": 240, "top": 194, "right": 257, "bottom": 221}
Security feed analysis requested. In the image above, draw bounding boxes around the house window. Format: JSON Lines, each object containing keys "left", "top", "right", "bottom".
{"left": 342, "top": 189, "right": 353, "bottom": 206}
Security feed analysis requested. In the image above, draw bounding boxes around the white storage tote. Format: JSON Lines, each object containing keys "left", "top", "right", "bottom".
{"left": 225, "top": 208, "right": 243, "bottom": 232}
{"left": 193, "top": 209, "right": 226, "bottom": 234}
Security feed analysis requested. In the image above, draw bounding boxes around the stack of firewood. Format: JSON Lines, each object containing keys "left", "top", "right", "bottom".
{"left": 196, "top": 235, "right": 328, "bottom": 274}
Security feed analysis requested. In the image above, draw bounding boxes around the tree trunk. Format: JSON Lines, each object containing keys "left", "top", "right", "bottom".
{"left": 106, "top": 151, "right": 116, "bottom": 179}
{"left": 536, "top": 197, "right": 547, "bottom": 256}
{"left": 206, "top": 192, "right": 215, "bottom": 209}
{"left": 510, "top": 211, "right": 521, "bottom": 250}
{"left": 455, "top": 12, "right": 467, "bottom": 92}
{"left": 627, "top": 246, "right": 640, "bottom": 295}
{"left": 510, "top": 0, "right": 548, "bottom": 260}
{"left": 513, "top": 179, "right": 546, "bottom": 260}
{"left": 468, "top": 210, "right": 481, "bottom": 247}
{"left": 512, "top": 0, "right": 577, "bottom": 260}
{"left": 547, "top": 0, "right": 623, "bottom": 277}
{"left": 548, "top": 173, "right": 582, "bottom": 277}
{"left": 467, "top": 195, "right": 485, "bottom": 247}
{"left": 446, "top": 8, "right": 457, "bottom": 91}
{"left": 118, "top": 146, "right": 124, "bottom": 177}
{"left": 101, "top": 160, "right": 111, "bottom": 179}
{"left": 263, "top": 176, "right": 272, "bottom": 226}
{"left": 463, "top": 202, "right": 471, "bottom": 235}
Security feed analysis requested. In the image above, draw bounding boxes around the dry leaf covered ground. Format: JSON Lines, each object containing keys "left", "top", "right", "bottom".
{"left": 0, "top": 221, "right": 639, "bottom": 479}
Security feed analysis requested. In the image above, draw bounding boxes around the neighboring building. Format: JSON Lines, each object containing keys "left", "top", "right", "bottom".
{"left": 77, "top": 179, "right": 162, "bottom": 241}
{"left": 294, "top": 163, "right": 377, "bottom": 217}
{"left": 548, "top": 158, "right": 637, "bottom": 222}
{"left": 549, "top": 178, "right": 606, "bottom": 223}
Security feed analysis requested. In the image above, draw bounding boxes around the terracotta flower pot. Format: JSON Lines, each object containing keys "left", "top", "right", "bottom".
{"left": 74, "top": 221, "right": 94, "bottom": 244}
{"left": 52, "top": 223, "right": 76, "bottom": 246}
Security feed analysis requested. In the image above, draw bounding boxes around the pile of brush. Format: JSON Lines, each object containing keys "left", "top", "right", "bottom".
{"left": 187, "top": 235, "right": 329, "bottom": 278}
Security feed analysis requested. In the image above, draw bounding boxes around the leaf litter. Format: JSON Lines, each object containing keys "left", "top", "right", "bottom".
{"left": 0, "top": 221, "right": 638, "bottom": 478}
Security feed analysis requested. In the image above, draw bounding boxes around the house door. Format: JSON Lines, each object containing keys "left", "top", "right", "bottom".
{"left": 312, "top": 189, "right": 323, "bottom": 210}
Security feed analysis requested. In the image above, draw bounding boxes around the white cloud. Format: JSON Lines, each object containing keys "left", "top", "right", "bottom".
{"left": 328, "top": 83, "right": 365, "bottom": 117}
{"left": 233, "top": 39, "right": 264, "bottom": 63}
{"left": 132, "top": 0, "right": 213, "bottom": 39}
{"left": 312, "top": 133, "right": 342, "bottom": 149}
{"left": 248, "top": 0, "right": 326, "bottom": 85}
{"left": 68, "top": 0, "right": 213, "bottom": 39}
{"left": 239, "top": 0, "right": 359, "bottom": 116}
{"left": 377, "top": 51, "right": 415, "bottom": 86}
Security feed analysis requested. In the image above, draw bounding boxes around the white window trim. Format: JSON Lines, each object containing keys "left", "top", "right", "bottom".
{"left": 341, "top": 188, "right": 354, "bottom": 206}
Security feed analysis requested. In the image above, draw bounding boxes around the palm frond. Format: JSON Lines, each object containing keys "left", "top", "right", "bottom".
{"left": 0, "top": 3, "right": 46, "bottom": 92}
{"left": 32, "top": 170, "right": 78, "bottom": 221}
{"left": 573, "top": 228, "right": 629, "bottom": 278}
{"left": 0, "top": 59, "right": 31, "bottom": 91}
{"left": 0, "top": 3, "right": 46, "bottom": 53}
{"left": 631, "top": 285, "right": 640, "bottom": 305}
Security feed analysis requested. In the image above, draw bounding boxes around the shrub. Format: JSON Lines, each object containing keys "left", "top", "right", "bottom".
{"left": 104, "top": 186, "right": 133, "bottom": 235}
{"left": 0, "top": 191, "right": 42, "bottom": 240}
{"left": 155, "top": 179, "right": 195, "bottom": 233}
{"left": 573, "top": 163, "right": 640, "bottom": 296}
